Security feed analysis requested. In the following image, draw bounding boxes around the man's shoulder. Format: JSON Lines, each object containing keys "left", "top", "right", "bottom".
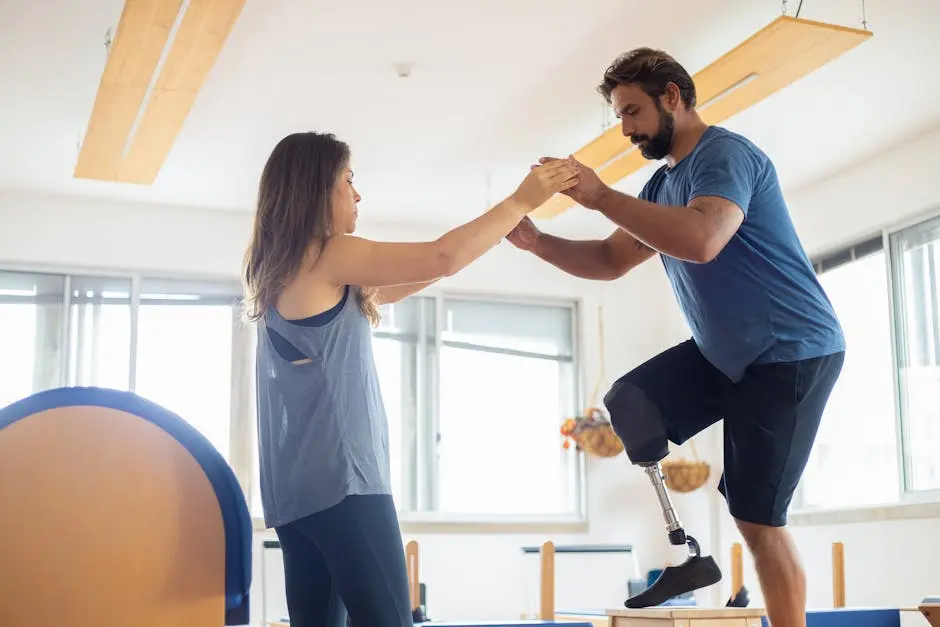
{"left": 638, "top": 163, "right": 670, "bottom": 201}
{"left": 697, "top": 126, "right": 768, "bottom": 160}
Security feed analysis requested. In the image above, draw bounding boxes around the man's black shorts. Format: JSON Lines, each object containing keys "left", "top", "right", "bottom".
{"left": 610, "top": 339, "right": 844, "bottom": 527}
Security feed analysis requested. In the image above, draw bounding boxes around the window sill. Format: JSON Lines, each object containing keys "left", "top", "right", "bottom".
{"left": 789, "top": 498, "right": 940, "bottom": 526}
{"left": 251, "top": 513, "right": 589, "bottom": 535}
{"left": 397, "top": 512, "right": 589, "bottom": 534}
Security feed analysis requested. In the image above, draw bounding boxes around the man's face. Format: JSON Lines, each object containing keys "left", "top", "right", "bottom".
{"left": 610, "top": 83, "right": 675, "bottom": 161}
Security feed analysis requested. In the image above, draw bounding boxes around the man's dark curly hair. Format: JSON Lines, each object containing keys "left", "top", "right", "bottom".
{"left": 597, "top": 47, "right": 697, "bottom": 109}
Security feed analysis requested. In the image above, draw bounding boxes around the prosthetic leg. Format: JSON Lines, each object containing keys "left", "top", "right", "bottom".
{"left": 604, "top": 380, "right": 722, "bottom": 609}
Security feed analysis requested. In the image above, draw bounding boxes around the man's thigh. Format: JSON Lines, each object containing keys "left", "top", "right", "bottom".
{"left": 720, "top": 351, "right": 845, "bottom": 526}
{"left": 605, "top": 339, "right": 725, "bottom": 448}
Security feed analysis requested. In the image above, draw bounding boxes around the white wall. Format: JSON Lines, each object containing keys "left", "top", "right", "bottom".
{"left": 0, "top": 191, "right": 712, "bottom": 624}
{"left": 790, "top": 122, "right": 940, "bottom": 257}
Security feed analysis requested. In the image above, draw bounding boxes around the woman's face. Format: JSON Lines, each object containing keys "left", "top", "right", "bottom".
{"left": 331, "top": 164, "right": 361, "bottom": 234}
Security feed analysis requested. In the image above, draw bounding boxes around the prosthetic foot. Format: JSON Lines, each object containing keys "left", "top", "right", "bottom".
{"left": 623, "top": 463, "right": 722, "bottom": 608}
{"left": 603, "top": 381, "right": 722, "bottom": 609}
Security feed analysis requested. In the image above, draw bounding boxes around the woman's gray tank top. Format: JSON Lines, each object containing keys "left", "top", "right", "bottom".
{"left": 254, "top": 285, "right": 391, "bottom": 529}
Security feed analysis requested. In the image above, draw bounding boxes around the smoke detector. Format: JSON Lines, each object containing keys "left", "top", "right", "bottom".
{"left": 393, "top": 62, "right": 414, "bottom": 78}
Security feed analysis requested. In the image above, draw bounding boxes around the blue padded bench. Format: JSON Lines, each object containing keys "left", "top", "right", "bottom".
{"left": 760, "top": 607, "right": 902, "bottom": 627}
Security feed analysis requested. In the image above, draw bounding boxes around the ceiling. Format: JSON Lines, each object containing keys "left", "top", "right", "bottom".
{"left": 0, "top": 0, "right": 938, "bottom": 236}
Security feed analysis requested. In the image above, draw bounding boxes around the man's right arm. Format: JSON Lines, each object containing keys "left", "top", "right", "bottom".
{"left": 530, "top": 228, "right": 657, "bottom": 280}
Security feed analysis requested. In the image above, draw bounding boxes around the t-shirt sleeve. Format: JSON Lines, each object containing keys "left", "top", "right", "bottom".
{"left": 688, "top": 136, "right": 764, "bottom": 217}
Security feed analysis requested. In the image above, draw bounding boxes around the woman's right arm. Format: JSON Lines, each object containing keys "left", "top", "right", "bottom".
{"left": 319, "top": 159, "right": 578, "bottom": 287}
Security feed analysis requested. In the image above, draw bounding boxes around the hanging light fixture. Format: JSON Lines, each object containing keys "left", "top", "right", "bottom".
{"left": 531, "top": 1, "right": 873, "bottom": 218}
{"left": 75, "top": 0, "right": 247, "bottom": 185}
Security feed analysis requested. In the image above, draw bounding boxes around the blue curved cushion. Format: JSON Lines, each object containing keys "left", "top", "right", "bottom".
{"left": 0, "top": 387, "right": 252, "bottom": 625}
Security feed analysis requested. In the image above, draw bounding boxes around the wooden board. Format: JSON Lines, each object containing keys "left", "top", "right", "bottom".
{"left": 531, "top": 15, "right": 873, "bottom": 218}
{"left": 607, "top": 607, "right": 765, "bottom": 627}
{"left": 73, "top": 0, "right": 183, "bottom": 183}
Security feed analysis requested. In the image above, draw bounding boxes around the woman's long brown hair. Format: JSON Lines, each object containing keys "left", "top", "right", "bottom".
{"left": 242, "top": 131, "right": 380, "bottom": 326}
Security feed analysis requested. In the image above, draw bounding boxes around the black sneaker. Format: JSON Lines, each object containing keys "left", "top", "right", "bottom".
{"left": 726, "top": 585, "right": 750, "bottom": 607}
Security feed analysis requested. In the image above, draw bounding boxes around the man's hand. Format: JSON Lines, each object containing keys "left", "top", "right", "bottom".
{"left": 506, "top": 215, "right": 541, "bottom": 251}
{"left": 539, "top": 156, "right": 610, "bottom": 210}
{"left": 509, "top": 158, "right": 579, "bottom": 214}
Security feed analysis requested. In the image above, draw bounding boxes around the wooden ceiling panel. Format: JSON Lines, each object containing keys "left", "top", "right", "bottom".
{"left": 74, "top": 0, "right": 245, "bottom": 185}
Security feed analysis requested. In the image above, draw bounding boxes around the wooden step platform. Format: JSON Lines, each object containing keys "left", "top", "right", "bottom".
{"left": 607, "top": 607, "right": 766, "bottom": 627}
{"left": 921, "top": 597, "right": 940, "bottom": 627}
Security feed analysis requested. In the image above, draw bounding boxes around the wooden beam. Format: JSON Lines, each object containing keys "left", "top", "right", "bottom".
{"left": 832, "top": 541, "right": 845, "bottom": 608}
{"left": 74, "top": 0, "right": 245, "bottom": 184}
{"left": 731, "top": 541, "right": 744, "bottom": 595}
{"left": 530, "top": 15, "right": 873, "bottom": 218}
{"left": 405, "top": 540, "right": 420, "bottom": 611}
{"left": 539, "top": 541, "right": 555, "bottom": 620}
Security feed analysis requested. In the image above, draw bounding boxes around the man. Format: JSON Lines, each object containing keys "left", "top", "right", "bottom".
{"left": 507, "top": 48, "right": 845, "bottom": 627}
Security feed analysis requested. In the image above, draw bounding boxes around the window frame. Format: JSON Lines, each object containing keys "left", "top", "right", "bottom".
{"left": 391, "top": 287, "right": 588, "bottom": 530}
{"left": 885, "top": 213, "right": 940, "bottom": 504}
{"left": 0, "top": 261, "right": 254, "bottom": 497}
{"left": 792, "top": 207, "right": 940, "bottom": 523}
{"left": 0, "top": 262, "right": 589, "bottom": 533}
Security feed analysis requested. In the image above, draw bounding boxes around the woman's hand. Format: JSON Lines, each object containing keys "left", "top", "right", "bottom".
{"left": 509, "top": 159, "right": 579, "bottom": 212}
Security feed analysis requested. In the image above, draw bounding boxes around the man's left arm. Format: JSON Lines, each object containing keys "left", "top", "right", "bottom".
{"left": 590, "top": 139, "right": 760, "bottom": 263}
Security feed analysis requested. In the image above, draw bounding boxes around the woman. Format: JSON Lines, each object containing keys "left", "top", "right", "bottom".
{"left": 242, "top": 131, "right": 577, "bottom": 627}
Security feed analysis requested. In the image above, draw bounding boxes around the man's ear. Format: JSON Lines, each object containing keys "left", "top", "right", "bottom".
{"left": 663, "top": 82, "right": 682, "bottom": 112}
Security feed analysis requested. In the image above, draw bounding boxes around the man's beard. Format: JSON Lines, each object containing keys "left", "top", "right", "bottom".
{"left": 631, "top": 102, "right": 675, "bottom": 161}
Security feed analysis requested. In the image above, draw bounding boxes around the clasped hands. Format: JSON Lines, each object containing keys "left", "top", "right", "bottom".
{"left": 506, "top": 155, "right": 610, "bottom": 252}
{"left": 533, "top": 155, "right": 609, "bottom": 211}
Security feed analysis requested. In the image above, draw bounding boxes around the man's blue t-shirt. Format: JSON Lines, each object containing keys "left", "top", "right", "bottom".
{"left": 638, "top": 125, "right": 844, "bottom": 382}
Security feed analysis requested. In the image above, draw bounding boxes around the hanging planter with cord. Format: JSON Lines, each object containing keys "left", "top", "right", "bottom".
{"left": 661, "top": 438, "right": 710, "bottom": 492}
{"left": 560, "top": 304, "right": 624, "bottom": 458}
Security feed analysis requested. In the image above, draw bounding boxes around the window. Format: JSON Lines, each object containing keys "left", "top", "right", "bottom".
{"left": 800, "top": 240, "right": 900, "bottom": 509}
{"left": 799, "top": 211, "right": 940, "bottom": 512}
{"left": 435, "top": 297, "right": 579, "bottom": 516}
{"left": 372, "top": 295, "right": 434, "bottom": 511}
{"left": 0, "top": 267, "right": 247, "bottom": 479}
{"left": 290, "top": 292, "right": 584, "bottom": 520}
{"left": 0, "top": 271, "right": 66, "bottom": 408}
{"left": 890, "top": 218, "right": 940, "bottom": 493}
{"left": 1, "top": 264, "right": 583, "bottom": 524}
{"left": 134, "top": 278, "right": 239, "bottom": 461}
{"left": 67, "top": 275, "right": 132, "bottom": 391}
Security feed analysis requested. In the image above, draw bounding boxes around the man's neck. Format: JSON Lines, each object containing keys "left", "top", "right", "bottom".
{"left": 664, "top": 113, "right": 710, "bottom": 168}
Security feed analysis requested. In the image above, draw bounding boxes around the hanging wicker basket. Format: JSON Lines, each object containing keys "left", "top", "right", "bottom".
{"left": 558, "top": 305, "right": 625, "bottom": 459}
{"left": 661, "top": 440, "right": 710, "bottom": 492}
{"left": 560, "top": 406, "right": 624, "bottom": 458}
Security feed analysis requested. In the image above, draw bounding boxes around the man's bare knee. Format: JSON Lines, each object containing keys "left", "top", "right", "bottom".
{"left": 735, "top": 519, "right": 788, "bottom": 553}
{"left": 735, "top": 519, "right": 804, "bottom": 573}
